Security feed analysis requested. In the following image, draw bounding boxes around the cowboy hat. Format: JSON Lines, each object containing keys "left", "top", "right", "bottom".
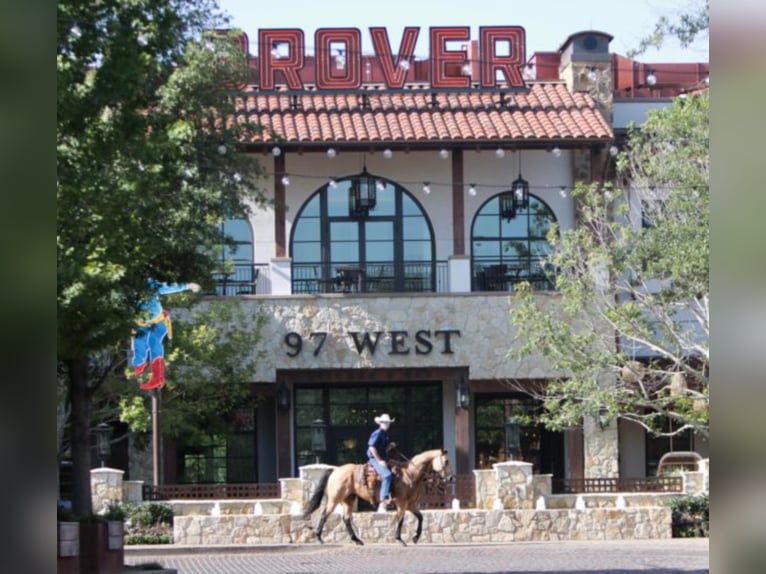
{"left": 374, "top": 414, "right": 395, "bottom": 424}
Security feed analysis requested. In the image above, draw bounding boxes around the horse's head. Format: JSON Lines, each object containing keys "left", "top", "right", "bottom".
{"left": 431, "top": 448, "right": 454, "bottom": 482}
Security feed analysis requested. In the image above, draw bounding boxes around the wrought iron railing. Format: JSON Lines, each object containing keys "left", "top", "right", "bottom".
{"left": 211, "top": 263, "right": 269, "bottom": 296}
{"left": 292, "top": 261, "right": 449, "bottom": 294}
{"left": 419, "top": 473, "right": 476, "bottom": 509}
{"left": 552, "top": 476, "right": 683, "bottom": 494}
{"left": 142, "top": 482, "right": 281, "bottom": 500}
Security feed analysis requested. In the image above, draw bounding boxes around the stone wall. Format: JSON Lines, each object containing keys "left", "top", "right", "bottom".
{"left": 174, "top": 507, "right": 671, "bottom": 545}
{"left": 182, "top": 294, "right": 566, "bottom": 383}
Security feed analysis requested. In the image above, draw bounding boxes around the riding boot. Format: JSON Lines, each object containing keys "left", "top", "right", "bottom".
{"left": 134, "top": 362, "right": 147, "bottom": 376}
{"left": 140, "top": 357, "right": 165, "bottom": 390}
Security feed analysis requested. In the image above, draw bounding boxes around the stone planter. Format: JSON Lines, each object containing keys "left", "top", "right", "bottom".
{"left": 57, "top": 522, "right": 80, "bottom": 574}
{"left": 79, "top": 520, "right": 124, "bottom": 574}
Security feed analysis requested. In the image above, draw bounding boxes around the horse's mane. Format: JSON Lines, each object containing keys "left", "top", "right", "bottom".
{"left": 409, "top": 448, "right": 443, "bottom": 467}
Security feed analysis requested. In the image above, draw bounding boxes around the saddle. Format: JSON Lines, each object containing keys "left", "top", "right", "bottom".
{"left": 355, "top": 461, "right": 401, "bottom": 505}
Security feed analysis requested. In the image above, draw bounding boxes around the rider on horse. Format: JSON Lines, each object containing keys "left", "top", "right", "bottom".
{"left": 367, "top": 413, "right": 395, "bottom": 512}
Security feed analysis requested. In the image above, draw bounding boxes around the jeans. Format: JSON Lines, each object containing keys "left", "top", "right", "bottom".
{"left": 369, "top": 458, "right": 392, "bottom": 500}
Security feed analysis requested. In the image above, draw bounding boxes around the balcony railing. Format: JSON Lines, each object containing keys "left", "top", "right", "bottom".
{"left": 209, "top": 259, "right": 558, "bottom": 296}
{"left": 292, "top": 261, "right": 449, "bottom": 294}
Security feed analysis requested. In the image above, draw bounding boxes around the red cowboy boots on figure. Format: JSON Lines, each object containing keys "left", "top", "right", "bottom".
{"left": 139, "top": 357, "right": 166, "bottom": 390}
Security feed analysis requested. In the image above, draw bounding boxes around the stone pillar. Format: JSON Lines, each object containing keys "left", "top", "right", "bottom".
{"left": 583, "top": 415, "right": 619, "bottom": 478}
{"left": 270, "top": 257, "right": 293, "bottom": 295}
{"left": 299, "top": 464, "right": 337, "bottom": 505}
{"left": 473, "top": 469, "right": 496, "bottom": 510}
{"left": 494, "top": 461, "right": 535, "bottom": 509}
{"left": 121, "top": 480, "right": 144, "bottom": 504}
{"left": 280, "top": 477, "right": 303, "bottom": 503}
{"left": 91, "top": 468, "right": 124, "bottom": 514}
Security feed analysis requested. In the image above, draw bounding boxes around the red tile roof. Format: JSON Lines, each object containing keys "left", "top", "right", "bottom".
{"left": 234, "top": 83, "right": 613, "bottom": 147}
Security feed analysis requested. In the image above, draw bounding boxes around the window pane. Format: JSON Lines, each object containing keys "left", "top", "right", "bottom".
{"left": 328, "top": 182, "right": 351, "bottom": 217}
{"left": 331, "top": 221, "right": 358, "bottom": 240}
{"left": 331, "top": 242, "right": 359, "bottom": 262}
{"left": 500, "top": 215, "right": 527, "bottom": 237}
{"left": 329, "top": 387, "right": 367, "bottom": 403}
{"left": 293, "top": 218, "right": 321, "bottom": 242}
{"left": 402, "top": 194, "right": 423, "bottom": 216}
{"left": 403, "top": 217, "right": 429, "bottom": 240}
{"left": 365, "top": 221, "right": 393, "bottom": 241}
{"left": 292, "top": 242, "right": 321, "bottom": 262}
{"left": 301, "top": 196, "right": 321, "bottom": 217}
{"left": 373, "top": 184, "right": 395, "bottom": 216}
{"left": 473, "top": 240, "right": 501, "bottom": 258}
{"left": 404, "top": 241, "right": 431, "bottom": 260}
{"left": 366, "top": 241, "right": 394, "bottom": 262}
{"left": 473, "top": 214, "right": 499, "bottom": 237}
{"left": 223, "top": 219, "right": 252, "bottom": 242}
{"left": 368, "top": 386, "right": 406, "bottom": 403}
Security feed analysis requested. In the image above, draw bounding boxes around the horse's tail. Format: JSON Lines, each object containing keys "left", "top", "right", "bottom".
{"left": 302, "top": 469, "right": 332, "bottom": 519}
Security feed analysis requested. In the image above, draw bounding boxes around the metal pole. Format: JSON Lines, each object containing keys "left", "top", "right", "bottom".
{"left": 152, "top": 389, "right": 161, "bottom": 485}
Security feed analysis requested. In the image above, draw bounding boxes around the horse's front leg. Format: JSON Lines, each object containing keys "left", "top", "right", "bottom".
{"left": 342, "top": 499, "right": 364, "bottom": 545}
{"left": 394, "top": 507, "right": 407, "bottom": 546}
{"left": 411, "top": 509, "right": 423, "bottom": 544}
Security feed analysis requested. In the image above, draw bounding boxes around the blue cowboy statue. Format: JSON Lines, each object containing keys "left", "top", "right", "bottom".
{"left": 131, "top": 278, "right": 200, "bottom": 391}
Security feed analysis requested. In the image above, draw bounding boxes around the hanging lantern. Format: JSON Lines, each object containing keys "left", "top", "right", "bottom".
{"left": 348, "top": 168, "right": 377, "bottom": 218}
{"left": 499, "top": 192, "right": 517, "bottom": 221}
{"left": 511, "top": 174, "right": 529, "bottom": 211}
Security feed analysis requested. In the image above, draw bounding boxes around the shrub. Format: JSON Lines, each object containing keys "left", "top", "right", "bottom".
{"left": 670, "top": 493, "right": 709, "bottom": 537}
{"left": 119, "top": 502, "right": 174, "bottom": 545}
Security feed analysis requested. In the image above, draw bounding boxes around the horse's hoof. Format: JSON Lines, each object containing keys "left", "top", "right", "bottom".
{"left": 317, "top": 537, "right": 324, "bottom": 545}
{"left": 397, "top": 538, "right": 407, "bottom": 547}
{"left": 411, "top": 537, "right": 420, "bottom": 544}
{"left": 353, "top": 539, "right": 364, "bottom": 546}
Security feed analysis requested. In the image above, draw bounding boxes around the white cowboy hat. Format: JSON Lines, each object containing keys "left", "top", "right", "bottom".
{"left": 374, "top": 414, "right": 395, "bottom": 424}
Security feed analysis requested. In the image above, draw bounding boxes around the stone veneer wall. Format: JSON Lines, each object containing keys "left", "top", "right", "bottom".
{"left": 187, "top": 294, "right": 567, "bottom": 383}
{"left": 174, "top": 507, "right": 671, "bottom": 545}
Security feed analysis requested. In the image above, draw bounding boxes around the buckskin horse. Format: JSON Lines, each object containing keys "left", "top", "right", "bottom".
{"left": 302, "top": 448, "right": 453, "bottom": 545}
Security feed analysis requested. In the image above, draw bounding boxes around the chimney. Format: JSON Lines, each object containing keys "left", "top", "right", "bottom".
{"left": 558, "top": 30, "right": 614, "bottom": 124}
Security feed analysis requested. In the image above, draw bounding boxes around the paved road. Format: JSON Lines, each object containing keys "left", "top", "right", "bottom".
{"left": 126, "top": 538, "right": 709, "bottom": 573}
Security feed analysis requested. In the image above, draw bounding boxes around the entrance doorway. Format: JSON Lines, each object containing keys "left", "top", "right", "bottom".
{"left": 293, "top": 382, "right": 443, "bottom": 469}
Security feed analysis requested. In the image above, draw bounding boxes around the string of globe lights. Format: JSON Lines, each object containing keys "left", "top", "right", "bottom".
{"left": 263, "top": 144, "right": 692, "bottom": 200}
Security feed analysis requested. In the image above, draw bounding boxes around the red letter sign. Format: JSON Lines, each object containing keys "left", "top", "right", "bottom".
{"left": 479, "top": 27, "right": 526, "bottom": 88}
{"left": 370, "top": 27, "right": 419, "bottom": 89}
{"left": 315, "top": 28, "right": 362, "bottom": 89}
{"left": 430, "top": 27, "right": 470, "bottom": 89}
{"left": 258, "top": 29, "right": 305, "bottom": 90}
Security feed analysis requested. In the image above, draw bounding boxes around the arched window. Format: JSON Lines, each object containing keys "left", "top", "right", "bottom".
{"left": 471, "top": 194, "right": 557, "bottom": 291}
{"left": 290, "top": 175, "right": 435, "bottom": 294}
{"left": 215, "top": 218, "right": 257, "bottom": 295}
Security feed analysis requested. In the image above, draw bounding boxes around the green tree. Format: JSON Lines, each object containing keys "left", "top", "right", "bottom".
{"left": 57, "top": 0, "right": 265, "bottom": 516}
{"left": 628, "top": 1, "right": 709, "bottom": 57}
{"left": 510, "top": 92, "right": 709, "bottom": 439}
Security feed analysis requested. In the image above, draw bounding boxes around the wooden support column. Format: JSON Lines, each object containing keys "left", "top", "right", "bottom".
{"left": 276, "top": 382, "right": 292, "bottom": 478}
{"left": 455, "top": 405, "right": 470, "bottom": 474}
{"left": 565, "top": 426, "right": 584, "bottom": 479}
{"left": 451, "top": 149, "right": 465, "bottom": 255}
{"left": 274, "top": 153, "right": 286, "bottom": 257}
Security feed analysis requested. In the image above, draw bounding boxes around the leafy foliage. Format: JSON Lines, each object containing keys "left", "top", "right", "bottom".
{"left": 122, "top": 502, "right": 174, "bottom": 545}
{"left": 670, "top": 493, "right": 709, "bottom": 537}
{"left": 510, "top": 93, "right": 709, "bottom": 438}
{"left": 57, "top": 0, "right": 267, "bottom": 515}
{"left": 628, "top": 1, "right": 709, "bottom": 57}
